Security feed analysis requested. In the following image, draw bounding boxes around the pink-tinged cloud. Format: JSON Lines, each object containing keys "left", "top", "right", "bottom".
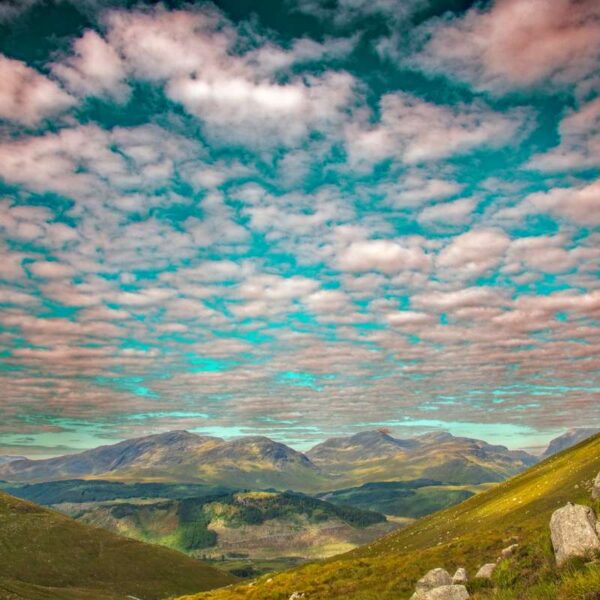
{"left": 437, "top": 228, "right": 510, "bottom": 279}
{"left": 413, "top": 0, "right": 600, "bottom": 93}
{"left": 528, "top": 97, "right": 600, "bottom": 171}
{"left": 418, "top": 197, "right": 476, "bottom": 226}
{"left": 345, "top": 92, "right": 528, "bottom": 166}
{"left": 0, "top": 55, "right": 75, "bottom": 125}
{"left": 338, "top": 239, "right": 430, "bottom": 274}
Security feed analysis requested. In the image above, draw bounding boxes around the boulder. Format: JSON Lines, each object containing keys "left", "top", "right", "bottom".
{"left": 452, "top": 568, "right": 468, "bottom": 585}
{"left": 289, "top": 593, "right": 305, "bottom": 600}
{"left": 475, "top": 563, "right": 496, "bottom": 579}
{"left": 412, "top": 586, "right": 470, "bottom": 600}
{"left": 593, "top": 471, "right": 600, "bottom": 500}
{"left": 427, "top": 586, "right": 470, "bottom": 600}
{"left": 550, "top": 502, "right": 600, "bottom": 566}
{"left": 415, "top": 568, "right": 453, "bottom": 592}
{"left": 500, "top": 544, "right": 519, "bottom": 560}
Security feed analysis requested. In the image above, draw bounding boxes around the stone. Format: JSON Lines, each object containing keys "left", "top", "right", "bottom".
{"left": 550, "top": 502, "right": 600, "bottom": 566}
{"left": 593, "top": 471, "right": 600, "bottom": 500}
{"left": 475, "top": 563, "right": 496, "bottom": 579}
{"left": 426, "top": 586, "right": 470, "bottom": 600}
{"left": 411, "top": 586, "right": 470, "bottom": 600}
{"left": 415, "top": 568, "right": 453, "bottom": 592}
{"left": 289, "top": 593, "right": 305, "bottom": 600}
{"left": 452, "top": 568, "right": 468, "bottom": 585}
{"left": 500, "top": 544, "right": 519, "bottom": 560}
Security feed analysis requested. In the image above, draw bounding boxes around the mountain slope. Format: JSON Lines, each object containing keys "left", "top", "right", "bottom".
{"left": 179, "top": 433, "right": 600, "bottom": 600}
{"left": 307, "top": 430, "right": 537, "bottom": 487}
{"left": 0, "top": 489, "right": 236, "bottom": 600}
{"left": 541, "top": 427, "right": 600, "bottom": 458}
{"left": 0, "top": 431, "right": 327, "bottom": 491}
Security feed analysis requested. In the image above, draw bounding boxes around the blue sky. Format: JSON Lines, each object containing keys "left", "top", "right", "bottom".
{"left": 0, "top": 0, "right": 599, "bottom": 456}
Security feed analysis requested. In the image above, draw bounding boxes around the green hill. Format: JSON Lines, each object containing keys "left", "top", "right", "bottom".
{"left": 61, "top": 491, "right": 394, "bottom": 566}
{"left": 177, "top": 433, "right": 600, "bottom": 600}
{"left": 0, "top": 490, "right": 236, "bottom": 600}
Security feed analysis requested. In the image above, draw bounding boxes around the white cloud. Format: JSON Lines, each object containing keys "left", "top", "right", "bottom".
{"left": 0, "top": 54, "right": 75, "bottom": 125}
{"left": 339, "top": 239, "right": 430, "bottom": 274}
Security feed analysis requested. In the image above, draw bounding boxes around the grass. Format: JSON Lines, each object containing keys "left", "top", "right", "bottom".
{"left": 177, "top": 433, "right": 600, "bottom": 600}
{"left": 0, "top": 490, "right": 236, "bottom": 600}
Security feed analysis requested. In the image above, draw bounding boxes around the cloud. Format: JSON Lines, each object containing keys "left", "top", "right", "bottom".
{"left": 51, "top": 30, "right": 130, "bottom": 100}
{"left": 418, "top": 197, "right": 476, "bottom": 226}
{"left": 437, "top": 228, "right": 510, "bottom": 279}
{"left": 527, "top": 97, "right": 600, "bottom": 171}
{"left": 338, "top": 239, "right": 430, "bottom": 274}
{"left": 0, "top": 55, "right": 75, "bottom": 125}
{"left": 411, "top": 0, "right": 600, "bottom": 93}
{"left": 345, "top": 92, "right": 528, "bottom": 167}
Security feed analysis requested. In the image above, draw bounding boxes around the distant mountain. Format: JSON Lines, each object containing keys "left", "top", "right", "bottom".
{"left": 0, "top": 431, "right": 327, "bottom": 491}
{"left": 307, "top": 430, "right": 537, "bottom": 487}
{"left": 0, "top": 455, "right": 26, "bottom": 465}
{"left": 0, "top": 489, "right": 235, "bottom": 600}
{"left": 61, "top": 491, "right": 394, "bottom": 565}
{"left": 0, "top": 429, "right": 537, "bottom": 492}
{"left": 541, "top": 428, "right": 600, "bottom": 459}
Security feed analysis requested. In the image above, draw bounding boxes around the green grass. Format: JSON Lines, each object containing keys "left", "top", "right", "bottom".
{"left": 177, "top": 433, "right": 600, "bottom": 600}
{"left": 0, "top": 490, "right": 236, "bottom": 600}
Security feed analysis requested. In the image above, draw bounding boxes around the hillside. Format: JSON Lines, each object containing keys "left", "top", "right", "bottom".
{"left": 0, "top": 489, "right": 236, "bottom": 600}
{"left": 542, "top": 428, "right": 600, "bottom": 458}
{"left": 58, "top": 491, "right": 395, "bottom": 565}
{"left": 178, "top": 433, "right": 600, "bottom": 600}
{"left": 307, "top": 430, "right": 537, "bottom": 488}
{"left": 0, "top": 430, "right": 537, "bottom": 493}
{"left": 317, "top": 479, "right": 478, "bottom": 518}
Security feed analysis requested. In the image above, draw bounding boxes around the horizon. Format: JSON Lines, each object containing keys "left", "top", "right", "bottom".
{"left": 1, "top": 0, "right": 599, "bottom": 459}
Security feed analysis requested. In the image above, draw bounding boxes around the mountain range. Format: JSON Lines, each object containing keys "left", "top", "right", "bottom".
{"left": 0, "top": 429, "right": 538, "bottom": 492}
{"left": 540, "top": 427, "right": 600, "bottom": 458}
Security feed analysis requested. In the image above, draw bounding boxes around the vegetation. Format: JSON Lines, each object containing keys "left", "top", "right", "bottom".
{"left": 0, "top": 490, "right": 235, "bottom": 600}
{"left": 318, "top": 480, "right": 476, "bottom": 518}
{"left": 177, "top": 433, "right": 600, "bottom": 600}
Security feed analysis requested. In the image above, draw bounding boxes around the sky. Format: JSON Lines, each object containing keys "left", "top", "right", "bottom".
{"left": 0, "top": 0, "right": 599, "bottom": 457}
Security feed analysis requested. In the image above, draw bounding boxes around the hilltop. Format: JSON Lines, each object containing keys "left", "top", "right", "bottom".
{"left": 178, "top": 433, "right": 600, "bottom": 600}
{"left": 0, "top": 490, "right": 235, "bottom": 600}
{"left": 541, "top": 428, "right": 600, "bottom": 459}
{"left": 0, "top": 430, "right": 536, "bottom": 493}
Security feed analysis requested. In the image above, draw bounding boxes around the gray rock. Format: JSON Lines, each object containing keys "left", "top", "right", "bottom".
{"left": 289, "top": 593, "right": 305, "bottom": 600}
{"left": 500, "top": 544, "right": 519, "bottom": 560}
{"left": 593, "top": 471, "right": 600, "bottom": 500}
{"left": 475, "top": 563, "right": 496, "bottom": 579}
{"left": 415, "top": 568, "right": 453, "bottom": 592}
{"left": 452, "top": 568, "right": 468, "bottom": 585}
{"left": 550, "top": 502, "right": 600, "bottom": 566}
{"left": 411, "top": 586, "right": 470, "bottom": 600}
{"left": 427, "top": 586, "right": 470, "bottom": 600}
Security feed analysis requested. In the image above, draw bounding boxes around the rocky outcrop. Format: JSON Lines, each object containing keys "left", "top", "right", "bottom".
{"left": 593, "top": 471, "right": 600, "bottom": 500}
{"left": 475, "top": 563, "right": 496, "bottom": 579}
{"left": 411, "top": 568, "right": 470, "bottom": 599}
{"left": 550, "top": 502, "right": 600, "bottom": 566}
{"left": 452, "top": 568, "right": 468, "bottom": 585}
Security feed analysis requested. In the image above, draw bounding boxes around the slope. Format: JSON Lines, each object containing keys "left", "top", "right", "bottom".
{"left": 178, "top": 433, "right": 600, "bottom": 600}
{"left": 0, "top": 490, "right": 236, "bottom": 600}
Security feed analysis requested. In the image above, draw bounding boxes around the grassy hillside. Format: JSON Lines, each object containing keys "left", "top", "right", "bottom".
{"left": 178, "top": 433, "right": 600, "bottom": 600}
{"left": 64, "top": 491, "right": 395, "bottom": 566}
{"left": 317, "top": 479, "right": 477, "bottom": 518}
{"left": 0, "top": 490, "right": 236, "bottom": 600}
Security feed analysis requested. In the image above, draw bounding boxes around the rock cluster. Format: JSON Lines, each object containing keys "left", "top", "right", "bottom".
{"left": 410, "top": 568, "right": 470, "bottom": 599}
{"left": 550, "top": 501, "right": 600, "bottom": 566}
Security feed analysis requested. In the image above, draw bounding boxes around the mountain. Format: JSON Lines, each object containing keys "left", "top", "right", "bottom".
{"left": 0, "top": 431, "right": 328, "bottom": 491}
{"left": 60, "top": 491, "right": 394, "bottom": 566}
{"left": 0, "top": 430, "right": 537, "bottom": 492}
{"left": 0, "top": 455, "right": 26, "bottom": 465}
{"left": 307, "top": 430, "right": 537, "bottom": 487}
{"left": 177, "top": 432, "right": 600, "bottom": 600}
{"left": 541, "top": 427, "right": 600, "bottom": 458}
{"left": 0, "top": 489, "right": 235, "bottom": 600}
